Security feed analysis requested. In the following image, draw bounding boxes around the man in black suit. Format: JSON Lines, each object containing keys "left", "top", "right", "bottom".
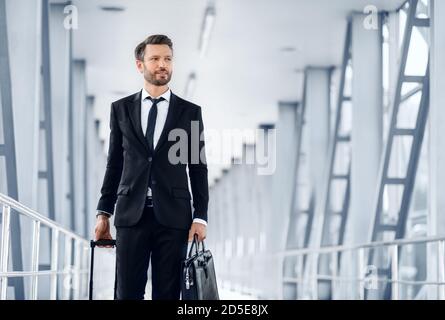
{"left": 94, "top": 34, "right": 209, "bottom": 300}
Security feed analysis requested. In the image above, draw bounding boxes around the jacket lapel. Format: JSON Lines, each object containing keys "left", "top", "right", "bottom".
{"left": 126, "top": 90, "right": 151, "bottom": 154}
{"left": 125, "top": 90, "right": 186, "bottom": 156}
{"left": 154, "top": 91, "right": 186, "bottom": 153}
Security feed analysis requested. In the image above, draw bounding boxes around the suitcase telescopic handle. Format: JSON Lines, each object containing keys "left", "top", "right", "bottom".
{"left": 90, "top": 239, "right": 116, "bottom": 248}
{"left": 89, "top": 239, "right": 117, "bottom": 300}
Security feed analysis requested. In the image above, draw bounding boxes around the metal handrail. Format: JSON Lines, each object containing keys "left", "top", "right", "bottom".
{"left": 215, "top": 235, "right": 445, "bottom": 299}
{"left": 0, "top": 193, "right": 90, "bottom": 300}
{"left": 280, "top": 235, "right": 445, "bottom": 256}
{"left": 277, "top": 235, "right": 445, "bottom": 299}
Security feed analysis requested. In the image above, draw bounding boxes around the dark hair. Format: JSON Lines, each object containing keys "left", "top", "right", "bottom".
{"left": 134, "top": 34, "right": 173, "bottom": 61}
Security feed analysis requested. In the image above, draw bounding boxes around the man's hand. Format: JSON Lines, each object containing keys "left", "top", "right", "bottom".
{"left": 94, "top": 215, "right": 113, "bottom": 248}
{"left": 188, "top": 222, "right": 207, "bottom": 242}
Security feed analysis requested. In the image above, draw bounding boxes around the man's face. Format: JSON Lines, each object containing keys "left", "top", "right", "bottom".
{"left": 136, "top": 44, "right": 173, "bottom": 86}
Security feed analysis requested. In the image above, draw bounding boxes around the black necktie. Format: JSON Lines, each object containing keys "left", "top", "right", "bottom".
{"left": 145, "top": 96, "right": 165, "bottom": 152}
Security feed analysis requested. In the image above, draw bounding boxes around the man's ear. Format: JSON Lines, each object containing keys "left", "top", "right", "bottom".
{"left": 135, "top": 60, "right": 143, "bottom": 73}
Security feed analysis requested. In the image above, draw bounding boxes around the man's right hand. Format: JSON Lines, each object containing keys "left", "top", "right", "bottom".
{"left": 94, "top": 215, "right": 113, "bottom": 248}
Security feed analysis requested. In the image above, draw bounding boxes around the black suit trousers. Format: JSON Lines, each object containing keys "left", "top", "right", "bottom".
{"left": 115, "top": 201, "right": 189, "bottom": 300}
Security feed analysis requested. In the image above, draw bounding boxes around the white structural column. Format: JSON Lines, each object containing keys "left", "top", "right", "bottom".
{"left": 6, "top": 0, "right": 41, "bottom": 210}
{"left": 254, "top": 124, "right": 275, "bottom": 298}
{"left": 211, "top": 179, "right": 224, "bottom": 291}
{"left": 49, "top": 3, "right": 72, "bottom": 229}
{"left": 305, "top": 67, "right": 331, "bottom": 249}
{"left": 269, "top": 101, "right": 298, "bottom": 298}
{"left": 229, "top": 161, "right": 243, "bottom": 291}
{"left": 301, "top": 67, "right": 331, "bottom": 300}
{"left": 307, "top": 68, "right": 331, "bottom": 201}
{"left": 72, "top": 60, "right": 87, "bottom": 235}
{"left": 94, "top": 120, "right": 107, "bottom": 209}
{"left": 241, "top": 143, "right": 256, "bottom": 292}
{"left": 49, "top": 3, "right": 74, "bottom": 298}
{"left": 85, "top": 96, "right": 96, "bottom": 238}
{"left": 5, "top": 0, "right": 43, "bottom": 299}
{"left": 428, "top": 0, "right": 445, "bottom": 300}
{"left": 221, "top": 169, "right": 234, "bottom": 289}
{"left": 271, "top": 102, "right": 298, "bottom": 251}
{"left": 91, "top": 119, "right": 106, "bottom": 235}
{"left": 348, "top": 13, "right": 383, "bottom": 246}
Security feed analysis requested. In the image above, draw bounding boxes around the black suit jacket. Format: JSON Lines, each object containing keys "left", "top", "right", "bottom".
{"left": 96, "top": 90, "right": 209, "bottom": 230}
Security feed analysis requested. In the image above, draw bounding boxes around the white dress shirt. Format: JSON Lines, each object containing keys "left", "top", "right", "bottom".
{"left": 141, "top": 87, "right": 170, "bottom": 162}
{"left": 98, "top": 87, "right": 207, "bottom": 226}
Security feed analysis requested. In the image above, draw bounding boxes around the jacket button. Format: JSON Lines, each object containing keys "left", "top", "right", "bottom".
{"left": 152, "top": 180, "right": 157, "bottom": 185}
{"left": 148, "top": 157, "right": 152, "bottom": 162}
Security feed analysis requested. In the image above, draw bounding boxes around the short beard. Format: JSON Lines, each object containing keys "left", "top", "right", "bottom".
{"left": 144, "top": 68, "right": 171, "bottom": 86}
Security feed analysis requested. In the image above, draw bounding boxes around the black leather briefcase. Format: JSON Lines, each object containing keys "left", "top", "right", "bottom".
{"left": 181, "top": 235, "right": 219, "bottom": 300}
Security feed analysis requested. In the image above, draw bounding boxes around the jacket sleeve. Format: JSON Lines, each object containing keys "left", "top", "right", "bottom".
{"left": 188, "top": 107, "right": 209, "bottom": 222}
{"left": 96, "top": 102, "right": 123, "bottom": 215}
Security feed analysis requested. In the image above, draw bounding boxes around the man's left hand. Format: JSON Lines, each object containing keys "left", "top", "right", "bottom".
{"left": 188, "top": 222, "right": 207, "bottom": 242}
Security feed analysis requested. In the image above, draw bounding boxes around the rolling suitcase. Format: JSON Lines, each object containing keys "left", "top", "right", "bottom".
{"left": 89, "top": 239, "right": 117, "bottom": 300}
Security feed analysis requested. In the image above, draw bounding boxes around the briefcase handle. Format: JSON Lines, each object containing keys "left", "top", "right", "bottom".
{"left": 188, "top": 234, "right": 206, "bottom": 258}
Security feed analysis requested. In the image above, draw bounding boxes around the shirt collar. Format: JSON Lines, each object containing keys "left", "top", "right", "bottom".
{"left": 141, "top": 87, "right": 171, "bottom": 103}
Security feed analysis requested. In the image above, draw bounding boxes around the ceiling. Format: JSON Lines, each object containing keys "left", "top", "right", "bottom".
{"left": 69, "top": 0, "right": 405, "bottom": 181}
